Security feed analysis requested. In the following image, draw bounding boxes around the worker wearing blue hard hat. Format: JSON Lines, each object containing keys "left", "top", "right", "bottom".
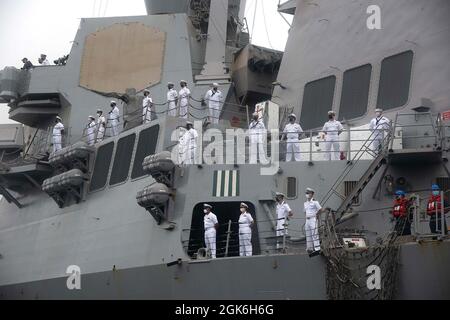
{"left": 392, "top": 189, "right": 412, "bottom": 236}
{"left": 426, "top": 184, "right": 448, "bottom": 235}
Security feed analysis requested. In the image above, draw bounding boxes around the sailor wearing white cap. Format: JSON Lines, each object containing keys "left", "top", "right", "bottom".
{"left": 178, "top": 80, "right": 190, "bottom": 119}
{"left": 322, "top": 110, "right": 344, "bottom": 160}
{"left": 86, "top": 115, "right": 96, "bottom": 146}
{"left": 52, "top": 116, "right": 65, "bottom": 152}
{"left": 142, "top": 89, "right": 153, "bottom": 124}
{"left": 304, "top": 188, "right": 322, "bottom": 255}
{"left": 167, "top": 82, "right": 178, "bottom": 117}
{"left": 238, "top": 202, "right": 254, "bottom": 256}
{"left": 203, "top": 203, "right": 218, "bottom": 258}
{"left": 282, "top": 113, "right": 303, "bottom": 161}
{"left": 183, "top": 121, "right": 198, "bottom": 165}
{"left": 275, "top": 192, "right": 293, "bottom": 249}
{"left": 369, "top": 108, "right": 390, "bottom": 153}
{"left": 248, "top": 112, "right": 267, "bottom": 164}
{"left": 108, "top": 101, "right": 120, "bottom": 137}
{"left": 204, "top": 83, "right": 223, "bottom": 124}
{"left": 96, "top": 109, "right": 106, "bottom": 143}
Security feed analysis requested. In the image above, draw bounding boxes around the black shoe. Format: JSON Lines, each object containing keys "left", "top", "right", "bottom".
{"left": 308, "top": 250, "right": 321, "bottom": 257}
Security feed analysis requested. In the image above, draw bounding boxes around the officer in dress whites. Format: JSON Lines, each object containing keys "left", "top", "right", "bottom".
{"left": 203, "top": 204, "right": 219, "bottom": 258}
{"left": 178, "top": 80, "right": 190, "bottom": 119}
{"left": 167, "top": 82, "right": 178, "bottom": 117}
{"left": 249, "top": 112, "right": 267, "bottom": 164}
{"left": 108, "top": 101, "right": 120, "bottom": 137}
{"left": 282, "top": 113, "right": 303, "bottom": 161}
{"left": 183, "top": 121, "right": 199, "bottom": 165}
{"left": 39, "top": 54, "right": 50, "bottom": 65}
{"left": 369, "top": 108, "right": 390, "bottom": 153}
{"left": 86, "top": 115, "right": 96, "bottom": 146}
{"left": 275, "top": 192, "right": 293, "bottom": 250}
{"left": 238, "top": 203, "right": 254, "bottom": 256}
{"left": 142, "top": 89, "right": 153, "bottom": 124}
{"left": 52, "top": 116, "right": 64, "bottom": 153}
{"left": 304, "top": 188, "right": 323, "bottom": 256}
{"left": 96, "top": 109, "right": 106, "bottom": 143}
{"left": 203, "top": 83, "right": 223, "bottom": 124}
{"left": 322, "top": 110, "right": 344, "bottom": 161}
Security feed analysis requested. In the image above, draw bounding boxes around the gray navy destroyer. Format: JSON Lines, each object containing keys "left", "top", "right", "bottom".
{"left": 0, "top": 0, "right": 449, "bottom": 299}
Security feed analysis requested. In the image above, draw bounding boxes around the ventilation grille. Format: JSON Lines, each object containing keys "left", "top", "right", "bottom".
{"left": 287, "top": 177, "right": 297, "bottom": 199}
{"left": 344, "top": 181, "right": 360, "bottom": 205}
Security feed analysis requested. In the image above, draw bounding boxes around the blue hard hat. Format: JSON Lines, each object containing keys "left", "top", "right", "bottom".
{"left": 395, "top": 190, "right": 405, "bottom": 196}
{"left": 431, "top": 184, "right": 440, "bottom": 191}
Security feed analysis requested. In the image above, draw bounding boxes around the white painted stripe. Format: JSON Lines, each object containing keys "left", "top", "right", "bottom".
{"left": 216, "top": 170, "right": 222, "bottom": 197}
{"left": 223, "top": 170, "right": 230, "bottom": 197}
{"left": 232, "top": 170, "right": 237, "bottom": 197}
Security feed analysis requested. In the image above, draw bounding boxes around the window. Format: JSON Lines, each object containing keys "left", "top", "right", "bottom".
{"left": 286, "top": 177, "right": 297, "bottom": 199}
{"left": 89, "top": 142, "right": 114, "bottom": 192}
{"left": 377, "top": 51, "right": 413, "bottom": 110}
{"left": 339, "top": 64, "right": 372, "bottom": 121}
{"left": 109, "top": 134, "right": 136, "bottom": 185}
{"left": 131, "top": 125, "right": 160, "bottom": 179}
{"left": 300, "top": 75, "right": 336, "bottom": 130}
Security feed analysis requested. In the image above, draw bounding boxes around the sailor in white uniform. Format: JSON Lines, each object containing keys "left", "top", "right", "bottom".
{"left": 86, "top": 115, "right": 96, "bottom": 146}
{"left": 96, "top": 109, "right": 106, "bottom": 143}
{"left": 52, "top": 116, "right": 64, "bottom": 153}
{"left": 204, "top": 83, "right": 223, "bottom": 124}
{"left": 249, "top": 112, "right": 267, "bottom": 164}
{"left": 142, "top": 89, "right": 153, "bottom": 124}
{"left": 183, "top": 121, "right": 198, "bottom": 165}
{"left": 369, "top": 108, "right": 390, "bottom": 153}
{"left": 304, "top": 188, "right": 323, "bottom": 255}
{"left": 203, "top": 203, "right": 218, "bottom": 258}
{"left": 275, "top": 192, "right": 293, "bottom": 249}
{"left": 178, "top": 80, "right": 190, "bottom": 119}
{"left": 322, "top": 110, "right": 344, "bottom": 161}
{"left": 282, "top": 113, "right": 303, "bottom": 161}
{"left": 108, "top": 101, "right": 120, "bottom": 137}
{"left": 167, "top": 82, "right": 178, "bottom": 117}
{"left": 238, "top": 202, "right": 254, "bottom": 256}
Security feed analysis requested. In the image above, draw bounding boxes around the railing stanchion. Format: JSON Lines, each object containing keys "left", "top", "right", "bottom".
{"left": 225, "top": 219, "right": 232, "bottom": 257}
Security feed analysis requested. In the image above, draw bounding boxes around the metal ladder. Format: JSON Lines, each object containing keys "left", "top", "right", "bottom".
{"left": 321, "top": 127, "right": 392, "bottom": 219}
{"left": 0, "top": 185, "right": 22, "bottom": 208}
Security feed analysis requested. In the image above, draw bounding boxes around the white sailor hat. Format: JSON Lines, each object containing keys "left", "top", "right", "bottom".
{"left": 186, "top": 121, "right": 193, "bottom": 126}
{"left": 89, "top": 115, "right": 95, "bottom": 120}
{"left": 240, "top": 202, "right": 249, "bottom": 208}
{"left": 110, "top": 100, "right": 117, "bottom": 106}
{"left": 275, "top": 192, "right": 285, "bottom": 198}
{"left": 96, "top": 108, "right": 102, "bottom": 113}
{"left": 56, "top": 116, "right": 62, "bottom": 121}
{"left": 168, "top": 82, "right": 174, "bottom": 86}
{"left": 212, "top": 83, "right": 219, "bottom": 87}
{"left": 180, "top": 80, "right": 187, "bottom": 84}
{"left": 288, "top": 113, "right": 297, "bottom": 119}
{"left": 375, "top": 108, "right": 383, "bottom": 113}
{"left": 144, "top": 89, "right": 150, "bottom": 94}
{"left": 327, "top": 110, "right": 335, "bottom": 116}
{"left": 305, "top": 187, "right": 315, "bottom": 193}
{"left": 203, "top": 203, "right": 212, "bottom": 209}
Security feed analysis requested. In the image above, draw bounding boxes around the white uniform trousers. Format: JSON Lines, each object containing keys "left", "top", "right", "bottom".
{"left": 204, "top": 228, "right": 217, "bottom": 258}
{"left": 168, "top": 102, "right": 177, "bottom": 117}
{"left": 96, "top": 126, "right": 105, "bottom": 143}
{"left": 209, "top": 105, "right": 221, "bottom": 124}
{"left": 179, "top": 104, "right": 188, "bottom": 119}
{"left": 286, "top": 139, "right": 301, "bottom": 161}
{"left": 239, "top": 227, "right": 252, "bottom": 256}
{"left": 249, "top": 136, "right": 267, "bottom": 164}
{"left": 276, "top": 218, "right": 288, "bottom": 249}
{"left": 305, "top": 217, "right": 320, "bottom": 251}
{"left": 87, "top": 132, "right": 95, "bottom": 146}
{"left": 372, "top": 133, "right": 384, "bottom": 153}
{"left": 110, "top": 120, "right": 120, "bottom": 137}
{"left": 324, "top": 135, "right": 340, "bottom": 160}
{"left": 52, "top": 135, "right": 62, "bottom": 153}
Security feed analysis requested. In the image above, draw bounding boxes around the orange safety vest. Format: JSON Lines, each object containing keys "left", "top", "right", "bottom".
{"left": 393, "top": 198, "right": 408, "bottom": 218}
{"left": 427, "top": 195, "right": 442, "bottom": 216}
